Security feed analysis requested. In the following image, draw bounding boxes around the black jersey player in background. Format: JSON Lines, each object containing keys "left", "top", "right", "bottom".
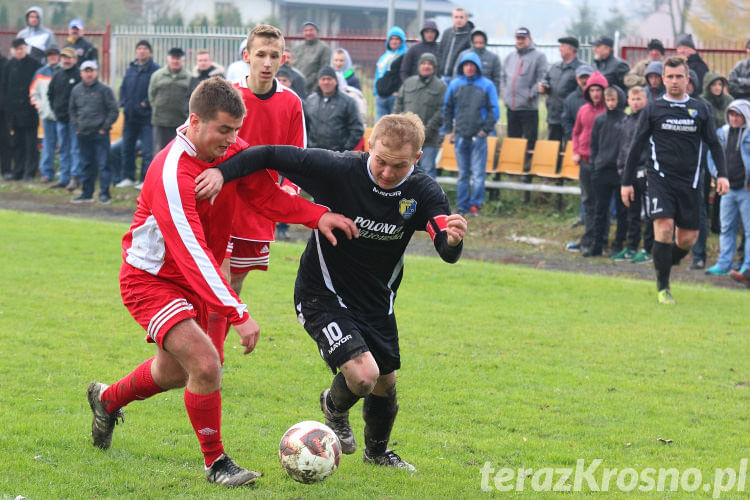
{"left": 622, "top": 56, "right": 729, "bottom": 304}
{"left": 195, "top": 113, "right": 467, "bottom": 471}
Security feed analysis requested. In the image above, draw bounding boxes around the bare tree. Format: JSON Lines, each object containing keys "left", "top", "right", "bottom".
{"left": 668, "top": 0, "right": 693, "bottom": 39}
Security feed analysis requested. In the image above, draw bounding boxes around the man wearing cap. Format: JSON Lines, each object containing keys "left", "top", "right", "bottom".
{"left": 501, "top": 27, "right": 548, "bottom": 150}
{"left": 148, "top": 47, "right": 190, "bottom": 151}
{"left": 3, "top": 38, "right": 41, "bottom": 181}
{"left": 624, "top": 39, "right": 664, "bottom": 89}
{"left": 65, "top": 18, "right": 97, "bottom": 64}
{"left": 69, "top": 60, "right": 118, "bottom": 203}
{"left": 452, "top": 29, "right": 501, "bottom": 96}
{"left": 438, "top": 7, "right": 474, "bottom": 85}
{"left": 592, "top": 35, "right": 630, "bottom": 92}
{"left": 16, "top": 6, "right": 55, "bottom": 64}
{"left": 394, "top": 52, "right": 446, "bottom": 178}
{"left": 30, "top": 44, "right": 61, "bottom": 183}
{"left": 292, "top": 21, "right": 331, "bottom": 93}
{"left": 48, "top": 47, "right": 81, "bottom": 189}
{"left": 540, "top": 36, "right": 582, "bottom": 141}
{"left": 676, "top": 34, "right": 709, "bottom": 91}
{"left": 400, "top": 20, "right": 440, "bottom": 81}
{"left": 117, "top": 40, "right": 159, "bottom": 188}
{"left": 728, "top": 39, "right": 750, "bottom": 99}
{"left": 304, "top": 65, "right": 363, "bottom": 151}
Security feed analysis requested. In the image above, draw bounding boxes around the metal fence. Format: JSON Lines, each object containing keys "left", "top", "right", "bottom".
{"left": 621, "top": 37, "right": 745, "bottom": 78}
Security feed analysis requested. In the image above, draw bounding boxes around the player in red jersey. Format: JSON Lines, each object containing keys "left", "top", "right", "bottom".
{"left": 228, "top": 24, "right": 306, "bottom": 295}
{"left": 86, "top": 78, "right": 357, "bottom": 487}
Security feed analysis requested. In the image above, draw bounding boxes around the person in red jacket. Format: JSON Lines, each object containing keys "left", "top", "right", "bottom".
{"left": 85, "top": 77, "right": 357, "bottom": 487}
{"left": 567, "top": 71, "right": 608, "bottom": 253}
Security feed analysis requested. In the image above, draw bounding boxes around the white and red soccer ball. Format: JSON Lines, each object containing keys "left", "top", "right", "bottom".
{"left": 278, "top": 420, "right": 342, "bottom": 483}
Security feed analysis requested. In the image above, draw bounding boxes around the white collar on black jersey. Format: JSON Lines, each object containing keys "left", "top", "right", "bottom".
{"left": 175, "top": 119, "right": 198, "bottom": 157}
{"left": 663, "top": 94, "right": 690, "bottom": 104}
{"left": 365, "top": 156, "right": 415, "bottom": 190}
{"left": 236, "top": 75, "right": 284, "bottom": 93}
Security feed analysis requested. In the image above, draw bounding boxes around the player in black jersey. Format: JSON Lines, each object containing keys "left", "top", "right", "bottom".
{"left": 195, "top": 113, "right": 467, "bottom": 471}
{"left": 622, "top": 56, "right": 729, "bottom": 303}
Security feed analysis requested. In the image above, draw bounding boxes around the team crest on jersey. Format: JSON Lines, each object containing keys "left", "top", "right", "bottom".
{"left": 399, "top": 199, "right": 417, "bottom": 219}
{"left": 688, "top": 108, "right": 698, "bottom": 118}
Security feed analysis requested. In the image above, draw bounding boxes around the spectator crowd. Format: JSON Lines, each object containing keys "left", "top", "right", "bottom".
{"left": 1, "top": 5, "right": 749, "bottom": 286}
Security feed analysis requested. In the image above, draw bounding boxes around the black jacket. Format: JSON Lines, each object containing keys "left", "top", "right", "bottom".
{"left": 304, "top": 89, "right": 364, "bottom": 151}
{"left": 687, "top": 53, "right": 709, "bottom": 91}
{"left": 542, "top": 57, "right": 582, "bottom": 125}
{"left": 437, "top": 21, "right": 474, "bottom": 78}
{"left": 4, "top": 55, "right": 41, "bottom": 127}
{"left": 48, "top": 65, "right": 81, "bottom": 123}
{"left": 617, "top": 110, "right": 649, "bottom": 174}
{"left": 595, "top": 53, "right": 630, "bottom": 92}
{"left": 561, "top": 87, "right": 586, "bottom": 140}
{"left": 65, "top": 36, "right": 97, "bottom": 63}
{"left": 591, "top": 94, "right": 626, "bottom": 171}
{"left": 70, "top": 79, "right": 119, "bottom": 135}
{"left": 401, "top": 41, "right": 439, "bottom": 81}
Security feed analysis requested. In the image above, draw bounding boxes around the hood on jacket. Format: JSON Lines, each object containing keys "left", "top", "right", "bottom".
{"left": 583, "top": 71, "right": 608, "bottom": 104}
{"left": 457, "top": 50, "right": 483, "bottom": 77}
{"left": 384, "top": 26, "right": 407, "bottom": 56}
{"left": 645, "top": 60, "right": 663, "bottom": 77}
{"left": 688, "top": 69, "right": 700, "bottom": 96}
{"left": 420, "top": 20, "right": 440, "bottom": 41}
{"left": 25, "top": 6, "right": 43, "bottom": 25}
{"left": 606, "top": 85, "right": 627, "bottom": 112}
{"left": 726, "top": 99, "right": 750, "bottom": 128}
{"left": 330, "top": 47, "right": 353, "bottom": 73}
{"left": 703, "top": 70, "right": 728, "bottom": 95}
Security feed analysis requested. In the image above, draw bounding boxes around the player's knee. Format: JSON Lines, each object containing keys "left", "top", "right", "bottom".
{"left": 347, "top": 365, "right": 379, "bottom": 396}
{"left": 190, "top": 353, "right": 222, "bottom": 390}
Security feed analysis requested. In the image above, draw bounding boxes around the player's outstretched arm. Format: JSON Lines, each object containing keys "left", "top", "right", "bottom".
{"left": 234, "top": 316, "right": 260, "bottom": 355}
{"left": 317, "top": 212, "right": 359, "bottom": 246}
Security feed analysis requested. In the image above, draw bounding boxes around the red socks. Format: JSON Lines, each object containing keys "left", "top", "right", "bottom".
{"left": 184, "top": 389, "right": 224, "bottom": 467}
{"left": 101, "top": 358, "right": 164, "bottom": 413}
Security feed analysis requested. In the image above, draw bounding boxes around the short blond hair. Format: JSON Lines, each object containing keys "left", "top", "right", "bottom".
{"left": 628, "top": 85, "right": 645, "bottom": 96}
{"left": 369, "top": 113, "right": 425, "bottom": 156}
{"left": 247, "top": 24, "right": 285, "bottom": 52}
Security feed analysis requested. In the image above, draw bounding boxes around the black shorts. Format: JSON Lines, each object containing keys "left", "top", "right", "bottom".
{"left": 294, "top": 293, "right": 400, "bottom": 375}
{"left": 646, "top": 175, "right": 700, "bottom": 230}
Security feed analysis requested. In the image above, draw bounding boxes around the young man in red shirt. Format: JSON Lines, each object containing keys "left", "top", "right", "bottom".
{"left": 228, "top": 24, "right": 306, "bottom": 295}
{"left": 86, "top": 78, "right": 356, "bottom": 487}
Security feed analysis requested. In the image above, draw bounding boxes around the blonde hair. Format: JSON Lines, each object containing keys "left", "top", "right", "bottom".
{"left": 369, "top": 113, "right": 425, "bottom": 155}
{"left": 628, "top": 85, "right": 645, "bottom": 96}
{"left": 247, "top": 24, "right": 285, "bottom": 52}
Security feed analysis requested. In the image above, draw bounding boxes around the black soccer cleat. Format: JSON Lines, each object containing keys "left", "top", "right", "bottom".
{"left": 205, "top": 454, "right": 261, "bottom": 487}
{"left": 87, "top": 382, "right": 124, "bottom": 450}
{"left": 320, "top": 389, "right": 357, "bottom": 454}
{"left": 363, "top": 449, "right": 416, "bottom": 471}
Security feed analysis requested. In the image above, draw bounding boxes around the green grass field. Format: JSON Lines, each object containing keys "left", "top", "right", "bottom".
{"left": 1, "top": 209, "right": 748, "bottom": 499}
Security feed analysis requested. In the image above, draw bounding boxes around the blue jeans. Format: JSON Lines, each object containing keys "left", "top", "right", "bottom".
{"left": 40, "top": 119, "right": 58, "bottom": 180}
{"left": 78, "top": 132, "right": 111, "bottom": 198}
{"left": 418, "top": 145, "right": 438, "bottom": 178}
{"left": 716, "top": 188, "right": 750, "bottom": 271}
{"left": 121, "top": 120, "right": 153, "bottom": 182}
{"left": 375, "top": 95, "right": 396, "bottom": 121}
{"left": 55, "top": 121, "right": 76, "bottom": 184}
{"left": 455, "top": 134, "right": 487, "bottom": 212}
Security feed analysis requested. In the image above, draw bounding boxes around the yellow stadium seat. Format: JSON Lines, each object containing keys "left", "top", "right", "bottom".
{"left": 484, "top": 136, "right": 499, "bottom": 172}
{"left": 559, "top": 141, "right": 580, "bottom": 180}
{"left": 496, "top": 137, "right": 528, "bottom": 175}
{"left": 529, "top": 140, "right": 561, "bottom": 178}
{"left": 438, "top": 135, "right": 458, "bottom": 172}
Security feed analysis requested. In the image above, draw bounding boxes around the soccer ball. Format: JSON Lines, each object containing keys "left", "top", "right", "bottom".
{"left": 278, "top": 420, "right": 342, "bottom": 483}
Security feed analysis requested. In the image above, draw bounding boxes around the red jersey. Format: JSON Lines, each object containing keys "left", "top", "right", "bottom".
{"left": 121, "top": 124, "right": 326, "bottom": 326}
{"left": 232, "top": 77, "right": 306, "bottom": 242}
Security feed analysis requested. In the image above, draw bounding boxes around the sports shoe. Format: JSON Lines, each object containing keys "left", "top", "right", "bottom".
{"left": 582, "top": 247, "right": 602, "bottom": 257}
{"left": 729, "top": 269, "right": 750, "bottom": 287}
{"left": 705, "top": 265, "right": 729, "bottom": 276}
{"left": 205, "top": 454, "right": 261, "bottom": 487}
{"left": 657, "top": 288, "right": 675, "bottom": 305}
{"left": 71, "top": 194, "right": 95, "bottom": 204}
{"left": 469, "top": 205, "right": 481, "bottom": 217}
{"left": 66, "top": 177, "right": 79, "bottom": 191}
{"left": 320, "top": 389, "right": 356, "bottom": 454}
{"left": 570, "top": 218, "right": 584, "bottom": 228}
{"left": 611, "top": 248, "right": 636, "bottom": 261}
{"left": 630, "top": 249, "right": 652, "bottom": 263}
{"left": 87, "top": 382, "right": 124, "bottom": 449}
{"left": 689, "top": 258, "right": 705, "bottom": 270}
{"left": 134, "top": 182, "right": 144, "bottom": 190}
{"left": 115, "top": 178, "right": 135, "bottom": 188}
{"left": 99, "top": 193, "right": 111, "bottom": 205}
{"left": 565, "top": 241, "right": 581, "bottom": 252}
{"left": 363, "top": 449, "right": 416, "bottom": 471}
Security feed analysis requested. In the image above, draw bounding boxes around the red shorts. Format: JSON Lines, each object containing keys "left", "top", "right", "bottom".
{"left": 120, "top": 265, "right": 230, "bottom": 362}
{"left": 228, "top": 237, "right": 271, "bottom": 274}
